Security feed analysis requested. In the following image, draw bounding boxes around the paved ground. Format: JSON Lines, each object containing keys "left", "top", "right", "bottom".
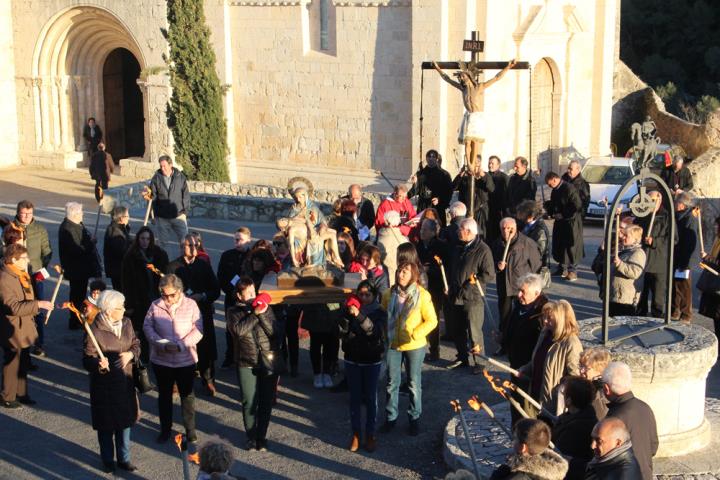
{"left": 0, "top": 166, "right": 718, "bottom": 479}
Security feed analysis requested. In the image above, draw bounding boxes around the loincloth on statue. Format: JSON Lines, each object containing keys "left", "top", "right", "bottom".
{"left": 458, "top": 111, "right": 484, "bottom": 143}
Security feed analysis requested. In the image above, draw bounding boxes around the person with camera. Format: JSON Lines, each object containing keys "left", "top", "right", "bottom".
{"left": 83, "top": 290, "right": 140, "bottom": 473}
{"left": 408, "top": 150, "right": 453, "bottom": 227}
{"left": 339, "top": 281, "right": 387, "bottom": 452}
{"left": 226, "top": 278, "right": 281, "bottom": 452}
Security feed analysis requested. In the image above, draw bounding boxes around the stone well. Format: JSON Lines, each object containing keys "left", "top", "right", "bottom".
{"left": 579, "top": 316, "right": 718, "bottom": 457}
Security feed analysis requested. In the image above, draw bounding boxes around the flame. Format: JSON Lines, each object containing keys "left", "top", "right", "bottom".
{"left": 482, "top": 369, "right": 507, "bottom": 399}
{"left": 450, "top": 399, "right": 461, "bottom": 413}
{"left": 52, "top": 264, "right": 63, "bottom": 275}
{"left": 433, "top": 255, "right": 443, "bottom": 265}
{"left": 467, "top": 395, "right": 482, "bottom": 411}
{"left": 692, "top": 206, "right": 701, "bottom": 218}
{"left": 342, "top": 226, "right": 351, "bottom": 234}
{"left": 188, "top": 452, "right": 200, "bottom": 464}
{"left": 174, "top": 433, "right": 184, "bottom": 451}
{"left": 146, "top": 264, "right": 164, "bottom": 277}
{"left": 469, "top": 274, "right": 477, "bottom": 285}
{"left": 62, "top": 301, "right": 82, "bottom": 318}
{"left": 83, "top": 300, "right": 99, "bottom": 324}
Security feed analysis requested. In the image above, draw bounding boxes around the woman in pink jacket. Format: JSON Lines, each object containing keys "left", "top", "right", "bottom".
{"left": 143, "top": 274, "right": 203, "bottom": 444}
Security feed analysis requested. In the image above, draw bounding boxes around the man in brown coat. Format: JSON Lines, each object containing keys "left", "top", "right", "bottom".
{"left": 0, "top": 244, "right": 53, "bottom": 408}
{"left": 89, "top": 142, "right": 114, "bottom": 202}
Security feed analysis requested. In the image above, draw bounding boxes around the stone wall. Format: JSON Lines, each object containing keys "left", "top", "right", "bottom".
{"left": 612, "top": 62, "right": 719, "bottom": 159}
{"left": 107, "top": 179, "right": 386, "bottom": 222}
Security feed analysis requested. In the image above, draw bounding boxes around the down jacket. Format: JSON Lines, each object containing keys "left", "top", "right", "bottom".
{"left": 143, "top": 295, "right": 203, "bottom": 368}
{"left": 607, "top": 243, "right": 646, "bottom": 305}
{"left": 226, "top": 303, "right": 278, "bottom": 369}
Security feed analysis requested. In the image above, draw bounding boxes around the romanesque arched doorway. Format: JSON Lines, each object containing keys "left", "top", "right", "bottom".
{"left": 530, "top": 58, "right": 561, "bottom": 173}
{"left": 32, "top": 7, "right": 147, "bottom": 161}
{"left": 103, "top": 48, "right": 144, "bottom": 161}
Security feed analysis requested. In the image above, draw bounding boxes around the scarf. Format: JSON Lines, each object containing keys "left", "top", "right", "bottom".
{"left": 6, "top": 264, "right": 33, "bottom": 295}
{"left": 386, "top": 283, "right": 419, "bottom": 345}
{"left": 98, "top": 312, "right": 123, "bottom": 338}
{"left": 587, "top": 440, "right": 633, "bottom": 467}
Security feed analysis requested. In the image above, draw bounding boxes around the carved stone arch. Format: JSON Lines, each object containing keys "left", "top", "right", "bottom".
{"left": 32, "top": 6, "right": 147, "bottom": 161}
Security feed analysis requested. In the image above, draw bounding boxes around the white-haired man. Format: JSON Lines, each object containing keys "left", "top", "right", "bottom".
{"left": 440, "top": 201, "right": 467, "bottom": 249}
{"left": 491, "top": 217, "right": 541, "bottom": 352}
{"left": 602, "top": 362, "right": 658, "bottom": 480}
{"left": 447, "top": 218, "right": 495, "bottom": 372}
{"left": 58, "top": 202, "right": 101, "bottom": 330}
{"left": 585, "top": 417, "right": 642, "bottom": 480}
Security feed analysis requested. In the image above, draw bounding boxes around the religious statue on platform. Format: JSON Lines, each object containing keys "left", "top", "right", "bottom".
{"left": 433, "top": 59, "right": 517, "bottom": 171}
{"left": 276, "top": 178, "right": 344, "bottom": 286}
{"left": 630, "top": 116, "right": 660, "bottom": 171}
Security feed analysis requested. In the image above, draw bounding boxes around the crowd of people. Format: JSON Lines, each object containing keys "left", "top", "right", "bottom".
{"left": 0, "top": 149, "right": 713, "bottom": 479}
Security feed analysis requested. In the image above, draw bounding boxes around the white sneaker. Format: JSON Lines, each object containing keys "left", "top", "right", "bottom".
{"left": 322, "top": 373, "right": 333, "bottom": 388}
{"left": 313, "top": 374, "right": 324, "bottom": 389}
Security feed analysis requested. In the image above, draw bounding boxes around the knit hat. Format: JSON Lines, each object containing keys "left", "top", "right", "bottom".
{"left": 345, "top": 294, "right": 361, "bottom": 311}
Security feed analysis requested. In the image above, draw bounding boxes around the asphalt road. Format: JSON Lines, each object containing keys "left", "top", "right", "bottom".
{"left": 0, "top": 168, "right": 717, "bottom": 479}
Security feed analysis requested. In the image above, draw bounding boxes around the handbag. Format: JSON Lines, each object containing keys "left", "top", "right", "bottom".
{"left": 696, "top": 268, "right": 720, "bottom": 295}
{"left": 251, "top": 319, "right": 288, "bottom": 377}
{"left": 133, "top": 358, "right": 154, "bottom": 394}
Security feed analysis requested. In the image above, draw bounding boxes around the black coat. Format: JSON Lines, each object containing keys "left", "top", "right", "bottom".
{"left": 440, "top": 218, "right": 462, "bottom": 249}
{"left": 83, "top": 317, "right": 140, "bottom": 431}
{"left": 606, "top": 392, "right": 658, "bottom": 480}
{"left": 661, "top": 166, "right": 693, "bottom": 193}
{"left": 149, "top": 168, "right": 191, "bottom": 219}
{"left": 409, "top": 165, "right": 453, "bottom": 218}
{"left": 449, "top": 237, "right": 495, "bottom": 305}
{"left": 453, "top": 171, "right": 495, "bottom": 237}
{"left": 488, "top": 170, "right": 509, "bottom": 244}
{"left": 523, "top": 219, "right": 551, "bottom": 267}
{"left": 167, "top": 257, "right": 221, "bottom": 362}
{"left": 416, "top": 238, "right": 452, "bottom": 297}
{"left": 58, "top": 219, "right": 101, "bottom": 282}
{"left": 330, "top": 214, "right": 359, "bottom": 247}
{"left": 562, "top": 173, "right": 591, "bottom": 217}
{"left": 227, "top": 303, "right": 278, "bottom": 368}
{"left": 340, "top": 195, "right": 376, "bottom": 230}
{"left": 504, "top": 294, "right": 548, "bottom": 368}
{"left": 507, "top": 171, "right": 537, "bottom": 214}
{"left": 553, "top": 405, "right": 598, "bottom": 480}
{"left": 546, "top": 181, "right": 584, "bottom": 265}
{"left": 492, "top": 233, "right": 542, "bottom": 298}
{"left": 635, "top": 209, "right": 676, "bottom": 274}
{"left": 339, "top": 303, "right": 386, "bottom": 364}
{"left": 584, "top": 445, "right": 643, "bottom": 480}
{"left": 103, "top": 221, "right": 131, "bottom": 286}
{"left": 217, "top": 248, "right": 249, "bottom": 308}
{"left": 121, "top": 245, "right": 169, "bottom": 330}
{"left": 674, "top": 208, "right": 697, "bottom": 270}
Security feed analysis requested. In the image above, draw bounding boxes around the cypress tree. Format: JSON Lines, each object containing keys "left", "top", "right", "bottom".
{"left": 164, "top": 0, "right": 229, "bottom": 181}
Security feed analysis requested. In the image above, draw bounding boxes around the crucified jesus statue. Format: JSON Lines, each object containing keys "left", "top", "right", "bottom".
{"left": 433, "top": 59, "right": 517, "bottom": 171}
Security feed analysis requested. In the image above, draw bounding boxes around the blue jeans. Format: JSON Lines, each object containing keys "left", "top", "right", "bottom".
{"left": 97, "top": 427, "right": 131, "bottom": 463}
{"left": 34, "top": 281, "right": 45, "bottom": 346}
{"left": 345, "top": 361, "right": 381, "bottom": 434}
{"left": 386, "top": 347, "right": 425, "bottom": 422}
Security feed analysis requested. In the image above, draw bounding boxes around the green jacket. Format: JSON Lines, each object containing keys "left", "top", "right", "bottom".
{"left": 12, "top": 218, "right": 52, "bottom": 272}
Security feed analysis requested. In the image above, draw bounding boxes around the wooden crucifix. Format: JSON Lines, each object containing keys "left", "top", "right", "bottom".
{"left": 422, "top": 31, "right": 529, "bottom": 218}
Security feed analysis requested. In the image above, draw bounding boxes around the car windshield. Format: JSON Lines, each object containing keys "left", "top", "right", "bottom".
{"left": 582, "top": 165, "right": 632, "bottom": 185}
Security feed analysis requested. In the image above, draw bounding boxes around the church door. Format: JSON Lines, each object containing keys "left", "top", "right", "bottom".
{"left": 103, "top": 48, "right": 145, "bottom": 161}
{"left": 531, "top": 58, "right": 558, "bottom": 174}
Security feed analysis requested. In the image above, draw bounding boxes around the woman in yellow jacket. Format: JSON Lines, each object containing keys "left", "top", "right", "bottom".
{"left": 381, "top": 261, "right": 438, "bottom": 436}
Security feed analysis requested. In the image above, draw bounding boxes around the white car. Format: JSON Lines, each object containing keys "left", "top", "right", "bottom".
{"left": 581, "top": 156, "right": 638, "bottom": 220}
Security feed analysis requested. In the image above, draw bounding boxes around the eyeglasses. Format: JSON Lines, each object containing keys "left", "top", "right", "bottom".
{"left": 160, "top": 290, "right": 179, "bottom": 299}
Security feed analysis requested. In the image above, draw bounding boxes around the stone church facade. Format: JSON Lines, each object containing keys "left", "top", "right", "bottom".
{"left": 1, "top": 0, "right": 618, "bottom": 190}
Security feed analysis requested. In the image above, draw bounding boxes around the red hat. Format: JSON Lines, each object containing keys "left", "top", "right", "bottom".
{"left": 345, "top": 294, "right": 361, "bottom": 311}
{"left": 252, "top": 292, "right": 272, "bottom": 309}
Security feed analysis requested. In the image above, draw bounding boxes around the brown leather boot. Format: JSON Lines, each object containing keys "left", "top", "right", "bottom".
{"left": 365, "top": 435, "right": 377, "bottom": 453}
{"left": 349, "top": 432, "right": 360, "bottom": 452}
